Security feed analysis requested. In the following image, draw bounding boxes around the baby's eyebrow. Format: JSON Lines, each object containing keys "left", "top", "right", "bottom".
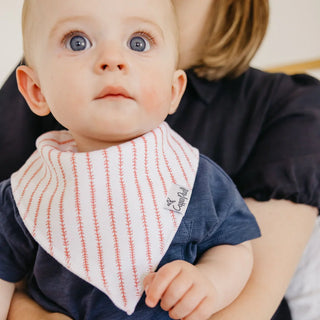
{"left": 125, "top": 16, "right": 164, "bottom": 39}
{"left": 49, "top": 15, "right": 165, "bottom": 41}
{"left": 49, "top": 15, "right": 90, "bottom": 38}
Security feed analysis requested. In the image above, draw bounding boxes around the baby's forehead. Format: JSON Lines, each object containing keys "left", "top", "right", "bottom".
{"left": 24, "top": 0, "right": 176, "bottom": 30}
{"left": 22, "top": 0, "right": 179, "bottom": 60}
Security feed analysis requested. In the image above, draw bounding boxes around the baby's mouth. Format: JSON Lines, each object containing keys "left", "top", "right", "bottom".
{"left": 96, "top": 86, "right": 133, "bottom": 100}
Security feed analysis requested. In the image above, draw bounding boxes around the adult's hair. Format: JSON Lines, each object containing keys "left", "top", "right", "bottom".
{"left": 194, "top": 0, "right": 269, "bottom": 80}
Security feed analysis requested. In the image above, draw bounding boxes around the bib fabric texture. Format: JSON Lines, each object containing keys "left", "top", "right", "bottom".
{"left": 11, "top": 122, "right": 199, "bottom": 314}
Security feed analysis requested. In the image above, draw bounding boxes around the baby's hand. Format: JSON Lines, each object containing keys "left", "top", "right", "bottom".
{"left": 143, "top": 260, "right": 218, "bottom": 320}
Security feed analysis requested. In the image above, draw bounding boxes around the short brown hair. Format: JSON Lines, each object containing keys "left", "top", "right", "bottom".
{"left": 193, "top": 0, "right": 269, "bottom": 80}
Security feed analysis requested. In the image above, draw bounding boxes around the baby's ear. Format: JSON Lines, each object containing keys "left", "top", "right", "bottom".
{"left": 169, "top": 69, "right": 187, "bottom": 115}
{"left": 16, "top": 65, "right": 50, "bottom": 116}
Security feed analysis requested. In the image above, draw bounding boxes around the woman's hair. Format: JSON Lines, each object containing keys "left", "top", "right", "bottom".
{"left": 194, "top": 0, "right": 269, "bottom": 80}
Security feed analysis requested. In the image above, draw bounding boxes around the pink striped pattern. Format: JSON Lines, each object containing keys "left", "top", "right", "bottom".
{"left": 11, "top": 123, "right": 199, "bottom": 315}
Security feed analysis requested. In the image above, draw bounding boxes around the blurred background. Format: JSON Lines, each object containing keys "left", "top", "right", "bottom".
{"left": 1, "top": 0, "right": 320, "bottom": 87}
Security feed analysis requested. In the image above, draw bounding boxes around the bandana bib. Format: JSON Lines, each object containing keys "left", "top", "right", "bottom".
{"left": 11, "top": 122, "right": 199, "bottom": 314}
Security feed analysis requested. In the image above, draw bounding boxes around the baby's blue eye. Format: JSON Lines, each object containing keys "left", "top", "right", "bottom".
{"left": 67, "top": 35, "right": 91, "bottom": 51}
{"left": 129, "top": 36, "right": 150, "bottom": 52}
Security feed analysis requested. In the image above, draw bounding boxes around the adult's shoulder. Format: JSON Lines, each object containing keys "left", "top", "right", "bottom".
{"left": 230, "top": 69, "right": 320, "bottom": 209}
{"left": 168, "top": 68, "right": 320, "bottom": 177}
{"left": 186, "top": 67, "right": 320, "bottom": 109}
{"left": 235, "top": 67, "right": 320, "bottom": 91}
{"left": 235, "top": 68, "right": 320, "bottom": 111}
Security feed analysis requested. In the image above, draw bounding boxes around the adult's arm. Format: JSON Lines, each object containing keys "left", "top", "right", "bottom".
{"left": 209, "top": 198, "right": 317, "bottom": 320}
{"left": 8, "top": 290, "right": 72, "bottom": 320}
{"left": 0, "top": 279, "right": 15, "bottom": 320}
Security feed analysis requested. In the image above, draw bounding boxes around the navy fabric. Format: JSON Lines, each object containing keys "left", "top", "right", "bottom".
{"left": 0, "top": 154, "right": 260, "bottom": 319}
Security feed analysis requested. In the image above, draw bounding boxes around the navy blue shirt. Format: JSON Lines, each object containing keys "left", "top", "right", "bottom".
{"left": 0, "top": 154, "right": 260, "bottom": 320}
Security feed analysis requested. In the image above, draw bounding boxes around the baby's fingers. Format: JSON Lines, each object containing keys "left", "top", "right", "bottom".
{"left": 168, "top": 284, "right": 206, "bottom": 320}
{"left": 144, "top": 261, "right": 185, "bottom": 308}
{"left": 143, "top": 272, "right": 156, "bottom": 292}
{"left": 180, "top": 297, "right": 215, "bottom": 320}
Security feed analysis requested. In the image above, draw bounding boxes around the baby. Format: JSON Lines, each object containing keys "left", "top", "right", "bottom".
{"left": 0, "top": 0, "right": 260, "bottom": 319}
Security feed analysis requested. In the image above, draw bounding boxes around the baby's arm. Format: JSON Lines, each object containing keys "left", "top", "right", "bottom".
{"left": 0, "top": 279, "right": 15, "bottom": 320}
{"left": 144, "top": 241, "right": 253, "bottom": 320}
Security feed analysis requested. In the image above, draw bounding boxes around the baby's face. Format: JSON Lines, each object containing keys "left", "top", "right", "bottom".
{"left": 27, "top": 0, "right": 185, "bottom": 151}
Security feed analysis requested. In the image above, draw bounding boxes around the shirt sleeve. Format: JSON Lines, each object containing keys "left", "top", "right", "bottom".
{"left": 189, "top": 155, "right": 261, "bottom": 256}
{"left": 234, "top": 72, "right": 320, "bottom": 212}
{"left": 0, "top": 179, "right": 37, "bottom": 282}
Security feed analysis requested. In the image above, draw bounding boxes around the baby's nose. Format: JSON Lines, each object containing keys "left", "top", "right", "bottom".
{"left": 95, "top": 43, "right": 127, "bottom": 73}
{"left": 100, "top": 63, "right": 125, "bottom": 71}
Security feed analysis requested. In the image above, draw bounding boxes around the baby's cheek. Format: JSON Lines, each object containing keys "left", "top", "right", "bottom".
{"left": 142, "top": 88, "right": 160, "bottom": 109}
{"left": 140, "top": 80, "right": 171, "bottom": 113}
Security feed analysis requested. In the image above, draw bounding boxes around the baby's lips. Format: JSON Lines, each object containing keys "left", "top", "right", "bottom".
{"left": 95, "top": 85, "right": 133, "bottom": 100}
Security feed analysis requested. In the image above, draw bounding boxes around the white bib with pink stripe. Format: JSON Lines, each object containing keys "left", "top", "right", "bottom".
{"left": 11, "top": 122, "right": 199, "bottom": 315}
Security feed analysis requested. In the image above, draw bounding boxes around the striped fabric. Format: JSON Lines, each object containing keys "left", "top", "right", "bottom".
{"left": 11, "top": 122, "right": 199, "bottom": 314}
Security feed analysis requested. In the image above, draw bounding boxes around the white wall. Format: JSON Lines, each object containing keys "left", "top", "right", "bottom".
{"left": 252, "top": 0, "right": 320, "bottom": 68}
{"left": 0, "top": 0, "right": 320, "bottom": 87}
{"left": 0, "top": 0, "right": 23, "bottom": 87}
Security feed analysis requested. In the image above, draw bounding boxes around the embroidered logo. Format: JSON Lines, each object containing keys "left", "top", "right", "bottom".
{"left": 164, "top": 184, "right": 191, "bottom": 215}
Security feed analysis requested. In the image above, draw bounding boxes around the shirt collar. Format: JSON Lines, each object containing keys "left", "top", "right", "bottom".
{"left": 185, "top": 69, "right": 220, "bottom": 104}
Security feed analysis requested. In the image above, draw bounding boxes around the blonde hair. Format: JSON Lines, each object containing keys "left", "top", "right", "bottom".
{"left": 194, "top": 0, "right": 269, "bottom": 80}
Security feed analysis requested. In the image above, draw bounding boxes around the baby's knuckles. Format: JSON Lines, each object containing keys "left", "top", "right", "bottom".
{"left": 162, "top": 261, "right": 217, "bottom": 319}
{"left": 143, "top": 260, "right": 218, "bottom": 319}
